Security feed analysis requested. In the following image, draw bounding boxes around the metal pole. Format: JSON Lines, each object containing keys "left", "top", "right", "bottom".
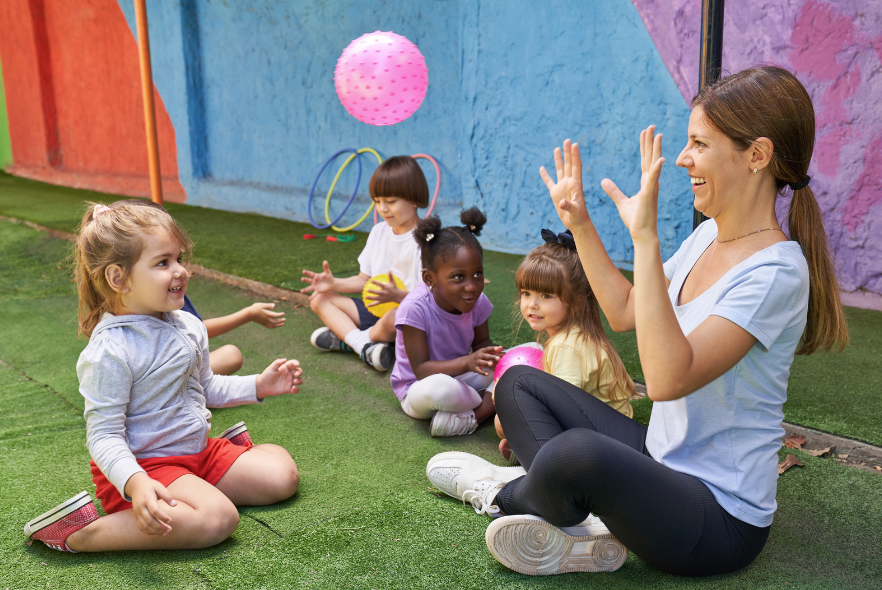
{"left": 694, "top": 0, "right": 724, "bottom": 229}
{"left": 134, "top": 0, "right": 163, "bottom": 205}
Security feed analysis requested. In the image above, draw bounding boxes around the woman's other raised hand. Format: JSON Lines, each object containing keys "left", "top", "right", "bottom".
{"left": 539, "top": 139, "right": 591, "bottom": 231}
{"left": 601, "top": 125, "right": 665, "bottom": 243}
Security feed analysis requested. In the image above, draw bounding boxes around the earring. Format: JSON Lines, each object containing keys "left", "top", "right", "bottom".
{"left": 753, "top": 168, "right": 758, "bottom": 175}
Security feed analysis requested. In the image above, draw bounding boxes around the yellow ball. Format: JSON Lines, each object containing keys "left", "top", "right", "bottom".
{"left": 362, "top": 273, "right": 408, "bottom": 317}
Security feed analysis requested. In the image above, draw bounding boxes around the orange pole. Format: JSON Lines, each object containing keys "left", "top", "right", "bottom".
{"left": 134, "top": 0, "right": 163, "bottom": 205}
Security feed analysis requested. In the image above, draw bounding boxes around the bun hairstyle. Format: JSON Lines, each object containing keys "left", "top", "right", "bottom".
{"left": 74, "top": 199, "right": 192, "bottom": 338}
{"left": 693, "top": 66, "right": 848, "bottom": 354}
{"left": 369, "top": 155, "right": 429, "bottom": 207}
{"left": 515, "top": 242, "right": 635, "bottom": 402}
{"left": 413, "top": 206, "right": 487, "bottom": 271}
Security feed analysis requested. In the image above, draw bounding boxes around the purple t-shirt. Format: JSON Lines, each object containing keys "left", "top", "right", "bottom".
{"left": 390, "top": 282, "right": 493, "bottom": 401}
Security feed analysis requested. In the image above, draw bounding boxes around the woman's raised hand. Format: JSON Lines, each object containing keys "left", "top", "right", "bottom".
{"left": 601, "top": 125, "right": 665, "bottom": 242}
{"left": 539, "top": 140, "right": 591, "bottom": 230}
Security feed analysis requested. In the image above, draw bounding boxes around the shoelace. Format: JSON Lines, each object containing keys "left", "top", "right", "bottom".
{"left": 461, "top": 482, "right": 502, "bottom": 515}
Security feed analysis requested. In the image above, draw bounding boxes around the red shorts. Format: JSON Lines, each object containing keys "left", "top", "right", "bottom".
{"left": 91, "top": 437, "right": 251, "bottom": 515}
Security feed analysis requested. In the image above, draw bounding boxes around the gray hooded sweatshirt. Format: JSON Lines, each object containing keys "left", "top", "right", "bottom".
{"left": 77, "top": 310, "right": 259, "bottom": 499}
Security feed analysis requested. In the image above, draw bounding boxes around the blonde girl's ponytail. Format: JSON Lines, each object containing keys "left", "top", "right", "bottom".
{"left": 74, "top": 200, "right": 192, "bottom": 337}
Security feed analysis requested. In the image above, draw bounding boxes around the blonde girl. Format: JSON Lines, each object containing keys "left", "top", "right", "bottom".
{"left": 24, "top": 201, "right": 302, "bottom": 553}
{"left": 495, "top": 230, "right": 635, "bottom": 463}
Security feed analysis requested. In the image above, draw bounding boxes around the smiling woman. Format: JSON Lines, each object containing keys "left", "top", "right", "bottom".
{"left": 426, "top": 66, "right": 849, "bottom": 577}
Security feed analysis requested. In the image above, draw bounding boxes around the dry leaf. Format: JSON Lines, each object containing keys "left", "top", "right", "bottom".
{"left": 838, "top": 454, "right": 849, "bottom": 460}
{"left": 783, "top": 434, "right": 806, "bottom": 449}
{"left": 279, "top": 296, "right": 288, "bottom": 301}
{"left": 778, "top": 454, "right": 804, "bottom": 475}
{"left": 807, "top": 446, "right": 832, "bottom": 457}
{"left": 875, "top": 466, "right": 881, "bottom": 471}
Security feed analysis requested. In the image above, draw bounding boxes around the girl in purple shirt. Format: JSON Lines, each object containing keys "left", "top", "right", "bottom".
{"left": 391, "top": 208, "right": 502, "bottom": 437}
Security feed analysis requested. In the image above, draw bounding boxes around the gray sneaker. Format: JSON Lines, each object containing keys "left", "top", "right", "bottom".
{"left": 485, "top": 513, "right": 627, "bottom": 575}
{"left": 310, "top": 327, "right": 353, "bottom": 352}
{"left": 361, "top": 342, "right": 393, "bottom": 372}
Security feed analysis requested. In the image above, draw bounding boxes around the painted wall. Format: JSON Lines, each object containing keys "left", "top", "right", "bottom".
{"left": 114, "top": 0, "right": 693, "bottom": 266}
{"left": 0, "top": 0, "right": 185, "bottom": 201}
{"left": 0, "top": 56, "right": 13, "bottom": 170}
{"left": 633, "top": 0, "right": 882, "bottom": 298}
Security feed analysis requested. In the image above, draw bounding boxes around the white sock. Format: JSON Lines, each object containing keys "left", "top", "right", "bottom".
{"left": 344, "top": 329, "right": 372, "bottom": 354}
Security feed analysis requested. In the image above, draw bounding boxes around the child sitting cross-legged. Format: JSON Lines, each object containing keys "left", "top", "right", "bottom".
{"left": 302, "top": 156, "right": 428, "bottom": 372}
{"left": 495, "top": 229, "right": 636, "bottom": 465}
{"left": 24, "top": 201, "right": 302, "bottom": 552}
{"left": 391, "top": 207, "right": 503, "bottom": 437}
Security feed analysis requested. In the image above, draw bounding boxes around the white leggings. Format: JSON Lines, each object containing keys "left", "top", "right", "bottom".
{"left": 400, "top": 372, "right": 493, "bottom": 419}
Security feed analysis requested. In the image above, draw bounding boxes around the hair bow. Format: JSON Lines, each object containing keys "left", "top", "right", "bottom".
{"left": 541, "top": 228, "right": 577, "bottom": 250}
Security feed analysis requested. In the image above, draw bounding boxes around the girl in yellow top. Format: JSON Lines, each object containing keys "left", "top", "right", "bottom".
{"left": 496, "top": 229, "right": 635, "bottom": 463}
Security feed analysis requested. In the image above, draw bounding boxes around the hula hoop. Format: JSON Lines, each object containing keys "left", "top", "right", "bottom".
{"left": 373, "top": 153, "right": 441, "bottom": 224}
{"left": 327, "top": 147, "right": 383, "bottom": 232}
{"left": 308, "top": 149, "right": 362, "bottom": 229}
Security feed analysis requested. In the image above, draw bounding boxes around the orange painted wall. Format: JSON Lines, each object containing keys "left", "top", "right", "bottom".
{"left": 0, "top": 0, "right": 185, "bottom": 201}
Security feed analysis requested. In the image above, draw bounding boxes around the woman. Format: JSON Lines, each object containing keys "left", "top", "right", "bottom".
{"left": 426, "top": 66, "right": 848, "bottom": 576}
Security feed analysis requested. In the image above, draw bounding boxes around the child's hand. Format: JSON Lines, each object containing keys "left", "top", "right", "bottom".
{"left": 365, "top": 271, "right": 407, "bottom": 306}
{"left": 540, "top": 140, "right": 592, "bottom": 231}
{"left": 467, "top": 345, "right": 503, "bottom": 376}
{"left": 125, "top": 472, "right": 176, "bottom": 536}
{"left": 256, "top": 359, "right": 303, "bottom": 399}
{"left": 248, "top": 302, "right": 286, "bottom": 329}
{"left": 300, "top": 261, "right": 335, "bottom": 299}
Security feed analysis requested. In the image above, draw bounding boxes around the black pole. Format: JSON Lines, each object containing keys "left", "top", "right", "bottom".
{"left": 694, "top": 0, "right": 724, "bottom": 230}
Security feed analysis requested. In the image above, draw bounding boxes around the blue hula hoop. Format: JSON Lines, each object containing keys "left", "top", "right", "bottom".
{"left": 308, "top": 148, "right": 363, "bottom": 229}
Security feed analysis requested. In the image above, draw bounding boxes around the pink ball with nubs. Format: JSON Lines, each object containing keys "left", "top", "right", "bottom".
{"left": 334, "top": 30, "right": 429, "bottom": 126}
{"left": 494, "top": 344, "right": 545, "bottom": 382}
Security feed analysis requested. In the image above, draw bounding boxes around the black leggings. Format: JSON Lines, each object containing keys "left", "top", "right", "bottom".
{"left": 494, "top": 366, "right": 769, "bottom": 577}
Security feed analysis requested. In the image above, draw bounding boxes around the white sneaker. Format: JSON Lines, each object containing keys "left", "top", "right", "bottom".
{"left": 485, "top": 513, "right": 627, "bottom": 575}
{"left": 429, "top": 410, "right": 478, "bottom": 437}
{"left": 426, "top": 451, "right": 526, "bottom": 515}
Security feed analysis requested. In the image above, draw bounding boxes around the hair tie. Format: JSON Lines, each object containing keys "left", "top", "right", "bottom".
{"left": 788, "top": 176, "right": 811, "bottom": 191}
{"left": 469, "top": 224, "right": 476, "bottom": 231}
{"left": 425, "top": 233, "right": 434, "bottom": 242}
{"left": 93, "top": 204, "right": 111, "bottom": 217}
{"left": 541, "top": 228, "right": 577, "bottom": 250}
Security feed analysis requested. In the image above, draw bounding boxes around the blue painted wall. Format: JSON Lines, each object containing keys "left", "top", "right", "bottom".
{"left": 118, "top": 0, "right": 692, "bottom": 264}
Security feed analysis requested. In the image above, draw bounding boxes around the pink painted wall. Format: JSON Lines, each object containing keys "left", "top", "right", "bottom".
{"left": 633, "top": 0, "right": 882, "bottom": 300}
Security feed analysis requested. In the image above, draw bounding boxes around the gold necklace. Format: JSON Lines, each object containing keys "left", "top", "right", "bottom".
{"left": 716, "top": 227, "right": 784, "bottom": 244}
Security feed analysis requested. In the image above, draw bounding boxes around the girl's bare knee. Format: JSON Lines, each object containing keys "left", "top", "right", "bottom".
{"left": 270, "top": 458, "right": 299, "bottom": 501}
{"left": 195, "top": 503, "right": 240, "bottom": 547}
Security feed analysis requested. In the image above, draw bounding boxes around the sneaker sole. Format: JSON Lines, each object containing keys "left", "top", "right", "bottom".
{"left": 24, "top": 491, "right": 93, "bottom": 538}
{"left": 426, "top": 451, "right": 526, "bottom": 499}
{"left": 485, "top": 514, "right": 627, "bottom": 575}
{"left": 368, "top": 345, "right": 391, "bottom": 372}
{"left": 218, "top": 421, "right": 247, "bottom": 440}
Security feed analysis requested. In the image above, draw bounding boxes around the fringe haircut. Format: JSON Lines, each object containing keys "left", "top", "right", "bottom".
{"left": 74, "top": 200, "right": 192, "bottom": 338}
{"left": 515, "top": 242, "right": 635, "bottom": 402}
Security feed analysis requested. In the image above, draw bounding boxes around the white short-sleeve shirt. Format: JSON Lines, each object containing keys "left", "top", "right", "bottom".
{"left": 646, "top": 220, "right": 809, "bottom": 528}
{"left": 357, "top": 222, "right": 423, "bottom": 291}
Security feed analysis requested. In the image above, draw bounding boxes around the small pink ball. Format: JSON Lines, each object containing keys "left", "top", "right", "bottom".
{"left": 334, "top": 31, "right": 429, "bottom": 126}
{"left": 494, "top": 344, "right": 544, "bottom": 382}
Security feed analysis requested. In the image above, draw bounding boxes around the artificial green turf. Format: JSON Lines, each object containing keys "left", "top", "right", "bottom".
{"left": 2, "top": 172, "right": 880, "bottom": 445}
{"left": 2, "top": 219, "right": 881, "bottom": 589}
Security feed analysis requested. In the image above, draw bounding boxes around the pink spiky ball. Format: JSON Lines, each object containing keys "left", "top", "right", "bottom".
{"left": 494, "top": 343, "right": 544, "bottom": 383}
{"left": 334, "top": 31, "right": 429, "bottom": 126}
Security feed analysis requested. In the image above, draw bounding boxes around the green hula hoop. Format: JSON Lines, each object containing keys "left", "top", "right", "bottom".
{"left": 324, "top": 147, "right": 383, "bottom": 232}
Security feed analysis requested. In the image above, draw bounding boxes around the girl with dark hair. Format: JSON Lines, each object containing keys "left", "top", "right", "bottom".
{"left": 390, "top": 207, "right": 504, "bottom": 437}
{"left": 426, "top": 66, "right": 848, "bottom": 576}
{"left": 302, "top": 156, "right": 429, "bottom": 373}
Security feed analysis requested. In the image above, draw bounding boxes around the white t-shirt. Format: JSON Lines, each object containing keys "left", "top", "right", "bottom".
{"left": 646, "top": 219, "right": 809, "bottom": 528}
{"left": 357, "top": 222, "right": 423, "bottom": 291}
